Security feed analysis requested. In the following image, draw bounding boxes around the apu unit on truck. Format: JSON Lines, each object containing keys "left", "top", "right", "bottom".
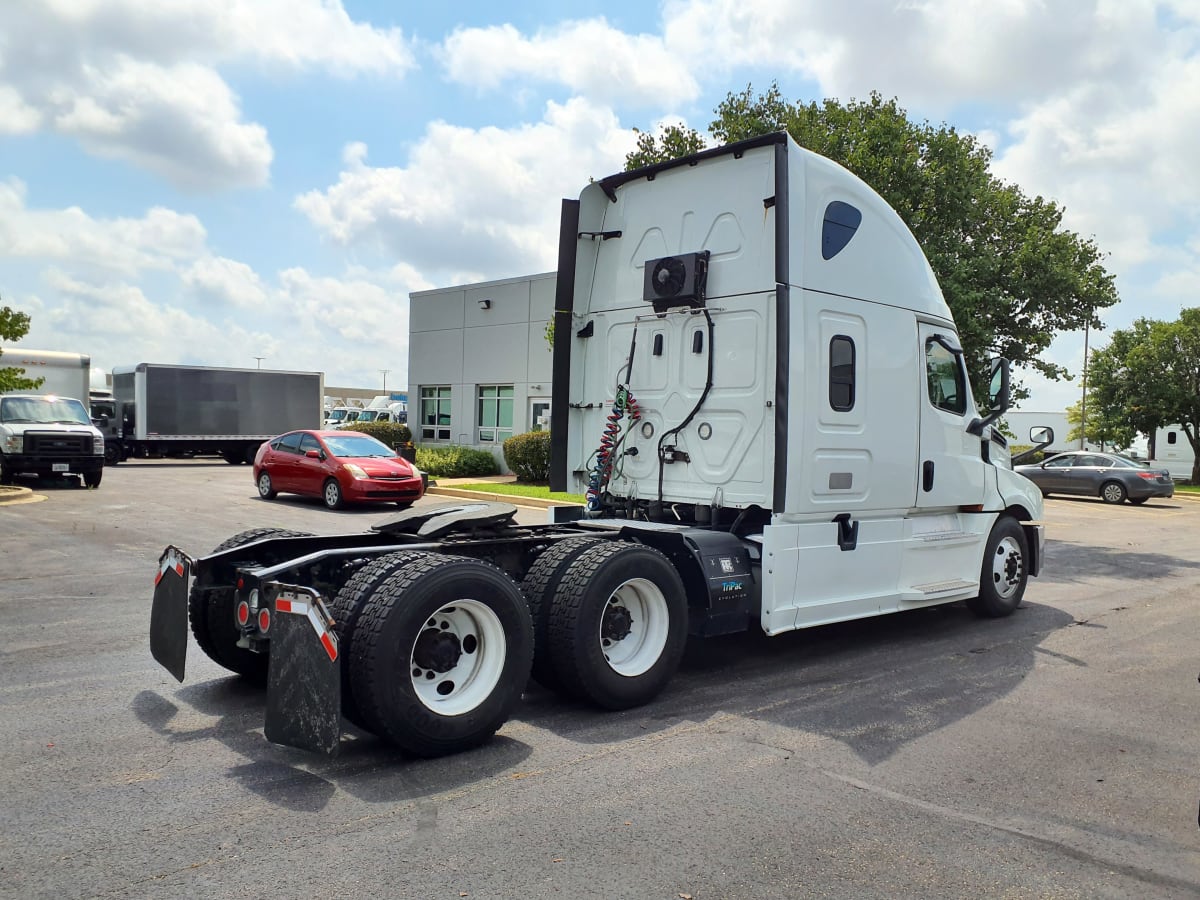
{"left": 150, "top": 133, "right": 1046, "bottom": 758}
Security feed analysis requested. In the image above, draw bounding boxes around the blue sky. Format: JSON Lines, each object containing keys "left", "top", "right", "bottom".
{"left": 2, "top": 1, "right": 1198, "bottom": 413}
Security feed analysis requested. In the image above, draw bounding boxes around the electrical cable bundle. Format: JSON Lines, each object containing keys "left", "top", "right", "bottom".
{"left": 585, "top": 384, "right": 640, "bottom": 511}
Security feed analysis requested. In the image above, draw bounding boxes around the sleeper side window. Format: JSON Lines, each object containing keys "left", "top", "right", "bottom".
{"left": 829, "top": 335, "right": 855, "bottom": 411}
{"left": 925, "top": 339, "right": 967, "bottom": 415}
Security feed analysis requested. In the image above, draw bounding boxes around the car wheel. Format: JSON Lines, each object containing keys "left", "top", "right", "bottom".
{"left": 966, "top": 516, "right": 1029, "bottom": 618}
{"left": 1100, "top": 480, "right": 1127, "bottom": 504}
{"left": 1128, "top": 497, "right": 1149, "bottom": 505}
{"left": 256, "top": 471, "right": 277, "bottom": 499}
{"left": 323, "top": 478, "right": 344, "bottom": 509}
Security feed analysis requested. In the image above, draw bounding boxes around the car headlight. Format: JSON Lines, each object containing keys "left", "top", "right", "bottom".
{"left": 342, "top": 463, "right": 368, "bottom": 479}
{"left": 3, "top": 434, "right": 23, "bottom": 453}
{"left": 94, "top": 435, "right": 104, "bottom": 453}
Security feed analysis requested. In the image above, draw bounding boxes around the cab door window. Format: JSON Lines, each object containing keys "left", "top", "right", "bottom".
{"left": 925, "top": 339, "right": 967, "bottom": 415}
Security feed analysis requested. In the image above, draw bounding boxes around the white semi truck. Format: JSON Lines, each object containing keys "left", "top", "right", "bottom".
{"left": 0, "top": 348, "right": 105, "bottom": 487}
{"left": 150, "top": 133, "right": 1045, "bottom": 758}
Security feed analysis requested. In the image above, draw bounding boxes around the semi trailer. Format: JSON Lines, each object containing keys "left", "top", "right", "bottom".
{"left": 151, "top": 132, "right": 1046, "bottom": 758}
{"left": 96, "top": 363, "right": 323, "bottom": 464}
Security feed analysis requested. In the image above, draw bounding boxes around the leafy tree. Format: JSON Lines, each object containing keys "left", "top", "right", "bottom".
{"left": 0, "top": 304, "right": 44, "bottom": 393}
{"left": 1086, "top": 310, "right": 1200, "bottom": 479}
{"left": 1064, "top": 398, "right": 1134, "bottom": 452}
{"left": 625, "top": 85, "right": 1119, "bottom": 401}
{"left": 1083, "top": 318, "right": 1173, "bottom": 459}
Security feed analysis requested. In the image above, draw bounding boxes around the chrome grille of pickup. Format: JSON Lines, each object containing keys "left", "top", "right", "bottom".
{"left": 24, "top": 431, "right": 94, "bottom": 456}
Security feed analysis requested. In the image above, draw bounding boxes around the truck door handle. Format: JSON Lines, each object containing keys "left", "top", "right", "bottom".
{"left": 922, "top": 460, "right": 935, "bottom": 492}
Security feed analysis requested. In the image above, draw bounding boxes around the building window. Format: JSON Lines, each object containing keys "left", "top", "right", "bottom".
{"left": 477, "top": 385, "right": 514, "bottom": 443}
{"left": 829, "top": 335, "right": 855, "bottom": 411}
{"left": 420, "top": 385, "right": 452, "bottom": 441}
{"left": 925, "top": 339, "right": 967, "bottom": 415}
{"left": 1168, "top": 431, "right": 1178, "bottom": 445}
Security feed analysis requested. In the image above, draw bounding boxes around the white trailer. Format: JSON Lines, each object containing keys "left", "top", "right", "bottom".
{"left": 150, "top": 133, "right": 1045, "bottom": 758}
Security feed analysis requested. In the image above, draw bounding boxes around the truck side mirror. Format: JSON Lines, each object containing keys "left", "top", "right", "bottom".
{"left": 968, "top": 357, "right": 1012, "bottom": 437}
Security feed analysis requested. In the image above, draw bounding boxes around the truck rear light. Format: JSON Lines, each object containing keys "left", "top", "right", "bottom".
{"left": 237, "top": 577, "right": 245, "bottom": 589}
{"left": 237, "top": 600, "right": 250, "bottom": 626}
{"left": 258, "top": 608, "right": 271, "bottom": 634}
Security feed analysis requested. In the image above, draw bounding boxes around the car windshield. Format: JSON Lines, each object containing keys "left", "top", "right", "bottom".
{"left": 323, "top": 434, "right": 397, "bottom": 459}
{"left": 0, "top": 396, "right": 92, "bottom": 425}
{"left": 326, "top": 410, "right": 347, "bottom": 422}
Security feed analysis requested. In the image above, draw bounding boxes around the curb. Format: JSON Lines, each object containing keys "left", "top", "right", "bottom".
{"left": 425, "top": 485, "right": 581, "bottom": 510}
{"left": 0, "top": 485, "right": 45, "bottom": 506}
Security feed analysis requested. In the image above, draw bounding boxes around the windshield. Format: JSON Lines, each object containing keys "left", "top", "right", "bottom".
{"left": 1109, "top": 454, "right": 1150, "bottom": 468}
{"left": 357, "top": 410, "right": 379, "bottom": 422}
{"left": 0, "top": 396, "right": 93, "bottom": 426}
{"left": 323, "top": 434, "right": 397, "bottom": 459}
{"left": 326, "top": 409, "right": 347, "bottom": 422}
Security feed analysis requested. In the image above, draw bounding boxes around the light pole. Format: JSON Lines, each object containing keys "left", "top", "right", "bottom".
{"left": 1079, "top": 320, "right": 1090, "bottom": 450}
{"left": 254, "top": 357, "right": 265, "bottom": 370}
{"left": 380, "top": 369, "right": 389, "bottom": 393}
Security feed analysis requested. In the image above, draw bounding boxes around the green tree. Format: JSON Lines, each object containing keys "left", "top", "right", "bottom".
{"left": 0, "top": 304, "right": 44, "bottom": 393}
{"left": 1083, "top": 318, "right": 1172, "bottom": 459}
{"left": 626, "top": 85, "right": 1119, "bottom": 401}
{"left": 1086, "top": 310, "right": 1200, "bottom": 480}
{"left": 1064, "top": 398, "right": 1134, "bottom": 452}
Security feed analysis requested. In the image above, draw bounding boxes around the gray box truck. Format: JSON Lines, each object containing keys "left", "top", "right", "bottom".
{"left": 96, "top": 364, "right": 323, "bottom": 465}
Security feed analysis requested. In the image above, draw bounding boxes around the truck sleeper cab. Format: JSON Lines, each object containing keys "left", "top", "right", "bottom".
{"left": 150, "top": 133, "right": 1044, "bottom": 759}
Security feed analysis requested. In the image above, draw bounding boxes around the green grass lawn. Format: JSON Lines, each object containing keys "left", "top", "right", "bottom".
{"left": 445, "top": 482, "right": 585, "bottom": 504}
{"left": 1173, "top": 482, "right": 1200, "bottom": 493}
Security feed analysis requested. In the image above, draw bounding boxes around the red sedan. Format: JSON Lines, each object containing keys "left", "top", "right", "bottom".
{"left": 253, "top": 430, "right": 424, "bottom": 510}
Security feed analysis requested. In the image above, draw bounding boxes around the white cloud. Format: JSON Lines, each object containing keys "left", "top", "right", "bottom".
{"left": 441, "top": 19, "right": 699, "bottom": 107}
{"left": 295, "top": 97, "right": 635, "bottom": 279}
{"left": 0, "top": 1, "right": 415, "bottom": 189}
{"left": 183, "top": 257, "right": 268, "bottom": 308}
{"left": 0, "top": 179, "right": 207, "bottom": 275}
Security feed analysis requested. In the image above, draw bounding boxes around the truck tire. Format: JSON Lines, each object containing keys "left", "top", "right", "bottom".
{"left": 328, "top": 550, "right": 430, "bottom": 729}
{"left": 84, "top": 469, "right": 102, "bottom": 489}
{"left": 546, "top": 542, "right": 688, "bottom": 710}
{"left": 0, "top": 459, "right": 11, "bottom": 485}
{"left": 221, "top": 451, "right": 242, "bottom": 465}
{"left": 349, "top": 555, "right": 533, "bottom": 757}
{"left": 104, "top": 445, "right": 120, "bottom": 465}
{"left": 519, "top": 536, "right": 604, "bottom": 690}
{"left": 966, "top": 517, "right": 1029, "bottom": 618}
{"left": 188, "top": 527, "right": 314, "bottom": 680}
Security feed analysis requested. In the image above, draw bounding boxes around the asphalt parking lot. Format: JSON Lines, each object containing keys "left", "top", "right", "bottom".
{"left": 1, "top": 460, "right": 1198, "bottom": 898}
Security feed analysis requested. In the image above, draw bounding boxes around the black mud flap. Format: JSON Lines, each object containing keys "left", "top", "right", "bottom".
{"left": 150, "top": 546, "right": 192, "bottom": 683}
{"left": 264, "top": 584, "right": 342, "bottom": 756}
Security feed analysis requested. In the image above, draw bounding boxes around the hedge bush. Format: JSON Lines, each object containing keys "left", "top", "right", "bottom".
{"left": 503, "top": 430, "right": 552, "bottom": 482}
{"left": 415, "top": 444, "right": 499, "bottom": 477}
{"left": 348, "top": 421, "right": 413, "bottom": 448}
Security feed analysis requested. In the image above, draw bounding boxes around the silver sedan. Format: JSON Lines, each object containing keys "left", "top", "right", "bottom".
{"left": 1015, "top": 451, "right": 1175, "bottom": 505}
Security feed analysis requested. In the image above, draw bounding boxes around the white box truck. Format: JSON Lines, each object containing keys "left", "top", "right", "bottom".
{"left": 150, "top": 133, "right": 1045, "bottom": 758}
{"left": 0, "top": 348, "right": 105, "bottom": 488}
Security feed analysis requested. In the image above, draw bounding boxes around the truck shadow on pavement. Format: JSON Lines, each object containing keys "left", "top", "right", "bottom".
{"left": 132, "top": 681, "right": 533, "bottom": 810}
{"left": 518, "top": 600, "right": 1077, "bottom": 767}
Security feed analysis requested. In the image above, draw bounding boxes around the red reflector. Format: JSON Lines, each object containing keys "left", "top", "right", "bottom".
{"left": 237, "top": 577, "right": 244, "bottom": 590}
{"left": 237, "top": 601, "right": 250, "bottom": 626}
{"left": 258, "top": 608, "right": 271, "bottom": 633}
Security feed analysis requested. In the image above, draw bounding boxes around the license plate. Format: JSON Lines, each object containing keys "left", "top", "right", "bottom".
{"left": 52, "top": 463, "right": 69, "bottom": 473}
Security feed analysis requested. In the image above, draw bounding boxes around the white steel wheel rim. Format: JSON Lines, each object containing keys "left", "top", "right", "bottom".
{"left": 409, "top": 599, "right": 507, "bottom": 716}
{"left": 598, "top": 577, "right": 669, "bottom": 677}
{"left": 324, "top": 481, "right": 340, "bottom": 506}
{"left": 1103, "top": 483, "right": 1123, "bottom": 502}
{"left": 991, "top": 536, "right": 1024, "bottom": 600}
{"left": 257, "top": 473, "right": 271, "bottom": 496}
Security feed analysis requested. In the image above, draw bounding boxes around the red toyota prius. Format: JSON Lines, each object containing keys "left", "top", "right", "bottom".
{"left": 253, "top": 429, "right": 424, "bottom": 510}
